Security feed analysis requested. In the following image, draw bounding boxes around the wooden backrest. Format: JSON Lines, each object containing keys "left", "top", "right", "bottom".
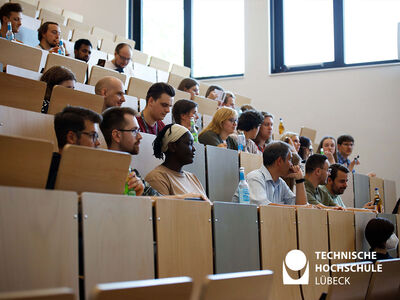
{"left": 71, "top": 29, "right": 99, "bottom": 49}
{"left": 167, "top": 72, "right": 185, "bottom": 89}
{"left": 259, "top": 206, "right": 301, "bottom": 300}
{"left": 342, "top": 172, "right": 355, "bottom": 207}
{"left": 149, "top": 56, "right": 170, "bottom": 72}
{"left": 114, "top": 35, "right": 136, "bottom": 49}
{"left": 58, "top": 24, "right": 71, "bottom": 41}
{"left": 0, "top": 39, "right": 43, "bottom": 72}
{"left": 0, "top": 186, "right": 78, "bottom": 298}
{"left": 38, "top": 8, "right": 65, "bottom": 25}
{"left": 384, "top": 179, "right": 397, "bottom": 214}
{"left": 235, "top": 94, "right": 252, "bottom": 107}
{"left": 0, "top": 72, "right": 46, "bottom": 112}
{"left": 365, "top": 258, "right": 400, "bottom": 300}
{"left": 198, "top": 270, "right": 274, "bottom": 300}
{"left": 0, "top": 134, "right": 53, "bottom": 188}
{"left": 55, "top": 144, "right": 131, "bottom": 194}
{"left": 174, "top": 89, "right": 191, "bottom": 101}
{"left": 193, "top": 96, "right": 218, "bottom": 116}
{"left": 328, "top": 210, "right": 355, "bottom": 265}
{"left": 91, "top": 26, "right": 114, "bottom": 41}
{"left": 369, "top": 177, "right": 385, "bottom": 206}
{"left": 297, "top": 208, "right": 329, "bottom": 300}
{"left": 0, "top": 105, "right": 58, "bottom": 151}
{"left": 239, "top": 152, "right": 263, "bottom": 176}
{"left": 170, "top": 64, "right": 191, "bottom": 77}
{"left": 75, "top": 82, "right": 95, "bottom": 94}
{"left": 67, "top": 19, "right": 91, "bottom": 33}
{"left": 14, "top": 1, "right": 37, "bottom": 18}
{"left": 354, "top": 211, "right": 376, "bottom": 253}
{"left": 37, "top": 2, "right": 62, "bottom": 14}
{"left": 156, "top": 69, "right": 169, "bottom": 83}
{"left": 127, "top": 77, "right": 153, "bottom": 100}
{"left": 48, "top": 85, "right": 103, "bottom": 114}
{"left": 199, "top": 82, "right": 210, "bottom": 97}
{"left": 132, "top": 49, "right": 149, "bottom": 65}
{"left": 90, "top": 277, "right": 193, "bottom": 300}
{"left": 82, "top": 193, "right": 154, "bottom": 300}
{"left": 121, "top": 95, "right": 139, "bottom": 111}
{"left": 299, "top": 127, "right": 317, "bottom": 143}
{"left": 62, "top": 9, "right": 83, "bottom": 23}
{"left": 88, "top": 65, "right": 127, "bottom": 87}
{"left": 133, "top": 62, "right": 157, "bottom": 82}
{"left": 354, "top": 173, "right": 371, "bottom": 208}
{"left": 326, "top": 261, "right": 373, "bottom": 300}
{"left": 155, "top": 198, "right": 213, "bottom": 281}
{"left": 44, "top": 53, "right": 88, "bottom": 83}
{"left": 0, "top": 287, "right": 75, "bottom": 300}
{"left": 131, "top": 133, "right": 160, "bottom": 178}
{"left": 100, "top": 38, "right": 116, "bottom": 54}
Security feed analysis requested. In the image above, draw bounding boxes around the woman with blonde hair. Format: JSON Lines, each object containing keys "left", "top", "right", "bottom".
{"left": 198, "top": 107, "right": 238, "bottom": 150}
{"left": 281, "top": 131, "right": 300, "bottom": 153}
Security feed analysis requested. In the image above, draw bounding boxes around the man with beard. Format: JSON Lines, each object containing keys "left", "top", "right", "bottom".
{"left": 319, "top": 163, "right": 349, "bottom": 207}
{"left": 37, "top": 21, "right": 68, "bottom": 54}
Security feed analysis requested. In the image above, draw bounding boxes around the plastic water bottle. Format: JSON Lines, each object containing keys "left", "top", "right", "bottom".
{"left": 238, "top": 167, "right": 250, "bottom": 204}
{"left": 6, "top": 22, "right": 14, "bottom": 41}
{"left": 124, "top": 167, "right": 136, "bottom": 196}
{"left": 190, "top": 117, "right": 198, "bottom": 142}
{"left": 237, "top": 132, "right": 246, "bottom": 151}
{"left": 58, "top": 40, "right": 66, "bottom": 55}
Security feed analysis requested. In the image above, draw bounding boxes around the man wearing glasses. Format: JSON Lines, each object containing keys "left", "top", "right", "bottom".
{"left": 46, "top": 106, "right": 102, "bottom": 189}
{"left": 337, "top": 134, "right": 360, "bottom": 173}
{"left": 104, "top": 43, "right": 134, "bottom": 77}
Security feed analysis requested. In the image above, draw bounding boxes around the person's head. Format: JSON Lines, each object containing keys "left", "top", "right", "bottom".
{"left": 305, "top": 154, "right": 330, "bottom": 185}
{"left": 222, "top": 92, "right": 235, "bottom": 108}
{"left": 0, "top": 3, "right": 22, "bottom": 33}
{"left": 74, "top": 39, "right": 92, "bottom": 63}
{"left": 327, "top": 163, "right": 349, "bottom": 195}
{"left": 145, "top": 82, "right": 175, "bottom": 121}
{"left": 317, "top": 136, "right": 338, "bottom": 161}
{"left": 199, "top": 107, "right": 238, "bottom": 136}
{"left": 281, "top": 132, "right": 300, "bottom": 153}
{"left": 172, "top": 99, "right": 198, "bottom": 130}
{"left": 177, "top": 78, "right": 199, "bottom": 101}
{"left": 255, "top": 112, "right": 274, "bottom": 144}
{"left": 337, "top": 135, "right": 355, "bottom": 158}
{"left": 40, "top": 66, "right": 76, "bottom": 101}
{"left": 298, "top": 136, "right": 313, "bottom": 160}
{"left": 114, "top": 43, "right": 132, "bottom": 69}
{"left": 54, "top": 106, "right": 102, "bottom": 151}
{"left": 100, "top": 107, "right": 142, "bottom": 155}
{"left": 153, "top": 124, "right": 195, "bottom": 166}
{"left": 240, "top": 104, "right": 255, "bottom": 112}
{"left": 237, "top": 110, "right": 263, "bottom": 139}
{"left": 263, "top": 141, "right": 293, "bottom": 177}
{"left": 38, "top": 22, "right": 60, "bottom": 47}
{"left": 95, "top": 76, "right": 126, "bottom": 110}
{"left": 205, "top": 85, "right": 225, "bottom": 100}
{"left": 365, "top": 218, "right": 396, "bottom": 250}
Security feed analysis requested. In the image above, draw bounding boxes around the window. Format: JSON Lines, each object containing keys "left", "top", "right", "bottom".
{"left": 192, "top": 0, "right": 245, "bottom": 78}
{"left": 142, "top": 0, "right": 184, "bottom": 66}
{"left": 270, "top": 0, "right": 400, "bottom": 73}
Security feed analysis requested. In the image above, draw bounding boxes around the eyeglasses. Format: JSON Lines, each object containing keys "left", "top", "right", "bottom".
{"left": 341, "top": 143, "right": 354, "bottom": 147}
{"left": 80, "top": 131, "right": 99, "bottom": 143}
{"left": 118, "top": 128, "right": 140, "bottom": 137}
{"left": 117, "top": 53, "right": 131, "bottom": 61}
{"left": 227, "top": 118, "right": 238, "bottom": 123}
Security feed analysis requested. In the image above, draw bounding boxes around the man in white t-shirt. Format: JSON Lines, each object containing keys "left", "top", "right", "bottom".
{"left": 104, "top": 43, "right": 134, "bottom": 78}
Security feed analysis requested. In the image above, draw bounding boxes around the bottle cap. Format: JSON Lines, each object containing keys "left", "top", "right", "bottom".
{"left": 375, "top": 187, "right": 378, "bottom": 191}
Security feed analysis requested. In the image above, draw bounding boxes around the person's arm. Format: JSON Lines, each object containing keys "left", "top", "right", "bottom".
{"left": 126, "top": 172, "right": 144, "bottom": 196}
{"left": 286, "top": 165, "right": 307, "bottom": 205}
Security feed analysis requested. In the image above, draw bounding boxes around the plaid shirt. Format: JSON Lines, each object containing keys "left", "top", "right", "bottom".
{"left": 337, "top": 152, "right": 351, "bottom": 167}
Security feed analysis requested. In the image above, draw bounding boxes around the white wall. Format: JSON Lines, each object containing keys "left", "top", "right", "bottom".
{"left": 38, "top": 0, "right": 128, "bottom": 36}
{"left": 206, "top": 0, "right": 400, "bottom": 197}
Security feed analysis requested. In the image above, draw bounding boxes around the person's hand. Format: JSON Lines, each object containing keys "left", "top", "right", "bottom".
{"left": 217, "top": 142, "right": 227, "bottom": 148}
{"left": 287, "top": 165, "right": 303, "bottom": 180}
{"left": 363, "top": 200, "right": 377, "bottom": 211}
{"left": 127, "top": 172, "right": 144, "bottom": 196}
{"left": 49, "top": 46, "right": 60, "bottom": 54}
{"left": 349, "top": 158, "right": 360, "bottom": 170}
{"left": 367, "top": 172, "right": 376, "bottom": 178}
{"left": 324, "top": 151, "right": 335, "bottom": 164}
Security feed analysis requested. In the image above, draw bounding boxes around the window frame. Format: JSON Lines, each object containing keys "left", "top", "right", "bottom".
{"left": 129, "top": 0, "right": 245, "bottom": 79}
{"left": 270, "top": 0, "right": 400, "bottom": 74}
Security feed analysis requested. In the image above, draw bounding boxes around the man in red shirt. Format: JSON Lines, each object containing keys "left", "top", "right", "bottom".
{"left": 137, "top": 82, "right": 175, "bottom": 135}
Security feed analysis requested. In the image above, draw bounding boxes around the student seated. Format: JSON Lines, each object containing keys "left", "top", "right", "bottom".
{"left": 172, "top": 99, "right": 198, "bottom": 130}
{"left": 238, "top": 141, "right": 307, "bottom": 206}
{"left": 40, "top": 66, "right": 76, "bottom": 113}
{"left": 231, "top": 109, "right": 263, "bottom": 154}
{"left": 177, "top": 78, "right": 199, "bottom": 100}
{"left": 317, "top": 136, "right": 337, "bottom": 164}
{"left": 337, "top": 134, "right": 360, "bottom": 172}
{"left": 95, "top": 76, "right": 126, "bottom": 111}
{"left": 137, "top": 82, "right": 175, "bottom": 135}
{"left": 74, "top": 39, "right": 92, "bottom": 63}
{"left": 221, "top": 91, "right": 235, "bottom": 108}
{"left": 365, "top": 218, "right": 398, "bottom": 262}
{"left": 281, "top": 132, "right": 300, "bottom": 153}
{"left": 104, "top": 43, "right": 134, "bottom": 77}
{"left": 0, "top": 2, "right": 22, "bottom": 40}
{"left": 145, "top": 124, "right": 209, "bottom": 202}
{"left": 298, "top": 136, "right": 313, "bottom": 161}
{"left": 198, "top": 107, "right": 238, "bottom": 150}
{"left": 37, "top": 22, "right": 68, "bottom": 55}
{"left": 205, "top": 84, "right": 224, "bottom": 102}
{"left": 253, "top": 111, "right": 274, "bottom": 153}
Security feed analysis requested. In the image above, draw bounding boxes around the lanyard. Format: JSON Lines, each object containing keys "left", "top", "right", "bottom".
{"left": 141, "top": 111, "right": 157, "bottom": 134}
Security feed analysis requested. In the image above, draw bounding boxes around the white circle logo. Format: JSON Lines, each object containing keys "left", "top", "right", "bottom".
{"left": 285, "top": 250, "right": 307, "bottom": 271}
